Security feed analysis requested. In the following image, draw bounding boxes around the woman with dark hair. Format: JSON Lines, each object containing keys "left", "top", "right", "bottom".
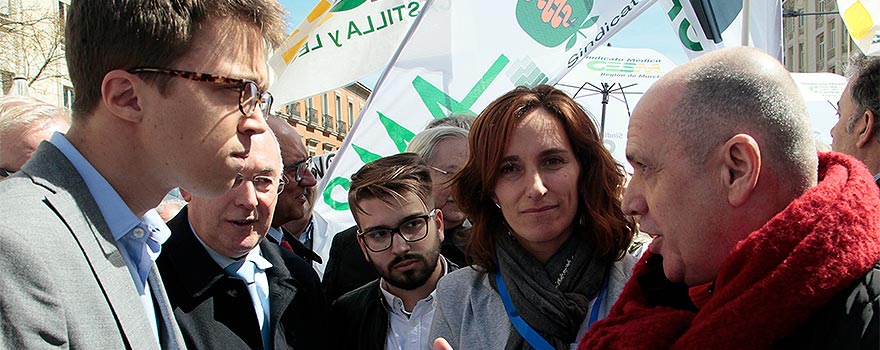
{"left": 429, "top": 85, "right": 637, "bottom": 350}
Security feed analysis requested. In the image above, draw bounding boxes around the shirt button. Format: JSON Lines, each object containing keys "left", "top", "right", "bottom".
{"left": 133, "top": 227, "right": 145, "bottom": 239}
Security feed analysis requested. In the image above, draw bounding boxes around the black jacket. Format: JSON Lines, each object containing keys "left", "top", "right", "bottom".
{"left": 322, "top": 225, "right": 379, "bottom": 303}
{"left": 328, "top": 258, "right": 459, "bottom": 350}
{"left": 776, "top": 261, "right": 880, "bottom": 350}
{"left": 157, "top": 207, "right": 329, "bottom": 350}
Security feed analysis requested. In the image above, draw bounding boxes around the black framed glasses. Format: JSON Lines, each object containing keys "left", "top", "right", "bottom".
{"left": 357, "top": 209, "right": 437, "bottom": 252}
{"left": 283, "top": 157, "right": 313, "bottom": 183}
{"left": 127, "top": 67, "right": 273, "bottom": 117}
{"left": 0, "top": 167, "right": 14, "bottom": 177}
{"left": 232, "top": 173, "right": 285, "bottom": 194}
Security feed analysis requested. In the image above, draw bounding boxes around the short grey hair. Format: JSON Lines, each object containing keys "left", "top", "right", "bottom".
{"left": 425, "top": 115, "right": 475, "bottom": 130}
{"left": 670, "top": 50, "right": 817, "bottom": 192}
{"left": 0, "top": 96, "right": 69, "bottom": 135}
{"left": 843, "top": 54, "right": 880, "bottom": 136}
{"left": 406, "top": 126, "right": 469, "bottom": 163}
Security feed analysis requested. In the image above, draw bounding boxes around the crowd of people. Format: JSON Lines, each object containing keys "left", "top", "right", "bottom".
{"left": 0, "top": 1, "right": 878, "bottom": 350}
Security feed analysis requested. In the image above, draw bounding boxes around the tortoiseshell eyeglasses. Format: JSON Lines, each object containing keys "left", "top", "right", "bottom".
{"left": 127, "top": 67, "right": 273, "bottom": 117}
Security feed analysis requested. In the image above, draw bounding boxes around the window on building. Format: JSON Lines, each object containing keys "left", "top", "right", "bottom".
{"left": 817, "top": 33, "right": 825, "bottom": 62}
{"left": 0, "top": 70, "right": 13, "bottom": 94}
{"left": 818, "top": 0, "right": 825, "bottom": 12}
{"left": 62, "top": 85, "right": 74, "bottom": 109}
{"left": 787, "top": 47, "right": 794, "bottom": 70}
{"left": 829, "top": 21, "right": 836, "bottom": 58}
{"left": 799, "top": 9, "right": 805, "bottom": 27}
{"left": 335, "top": 94, "right": 342, "bottom": 121}
{"left": 798, "top": 43, "right": 805, "bottom": 72}
{"left": 59, "top": 1, "right": 69, "bottom": 43}
{"left": 348, "top": 100, "right": 354, "bottom": 125}
{"left": 322, "top": 93, "right": 329, "bottom": 114}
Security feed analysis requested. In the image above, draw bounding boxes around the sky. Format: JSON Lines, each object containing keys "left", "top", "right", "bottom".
{"left": 276, "top": 0, "right": 690, "bottom": 88}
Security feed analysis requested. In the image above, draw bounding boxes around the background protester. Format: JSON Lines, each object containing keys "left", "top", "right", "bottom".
{"left": 830, "top": 53, "right": 880, "bottom": 186}
{"left": 158, "top": 133, "right": 327, "bottom": 350}
{"left": 0, "top": 95, "right": 70, "bottom": 179}
{"left": 266, "top": 117, "right": 322, "bottom": 264}
{"left": 430, "top": 85, "right": 637, "bottom": 350}
{"left": 330, "top": 153, "right": 456, "bottom": 350}
{"left": 406, "top": 126, "right": 471, "bottom": 266}
{"left": 323, "top": 116, "right": 473, "bottom": 302}
{"left": 581, "top": 47, "right": 880, "bottom": 350}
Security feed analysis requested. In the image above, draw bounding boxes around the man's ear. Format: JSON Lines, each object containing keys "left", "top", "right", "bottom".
{"left": 101, "top": 70, "right": 144, "bottom": 123}
{"left": 856, "top": 110, "right": 877, "bottom": 148}
{"left": 435, "top": 209, "right": 445, "bottom": 243}
{"left": 720, "top": 134, "right": 760, "bottom": 207}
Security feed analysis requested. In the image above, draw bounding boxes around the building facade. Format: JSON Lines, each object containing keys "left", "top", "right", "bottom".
{"left": 0, "top": 0, "right": 72, "bottom": 107}
{"left": 275, "top": 82, "right": 371, "bottom": 156}
{"left": 783, "top": 0, "right": 856, "bottom": 74}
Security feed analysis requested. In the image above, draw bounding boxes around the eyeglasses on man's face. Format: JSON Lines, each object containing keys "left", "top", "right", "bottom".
{"left": 232, "top": 173, "right": 285, "bottom": 194}
{"left": 357, "top": 209, "right": 437, "bottom": 252}
{"left": 127, "top": 67, "right": 273, "bottom": 117}
{"left": 0, "top": 167, "right": 14, "bottom": 177}
{"left": 283, "top": 157, "right": 313, "bottom": 184}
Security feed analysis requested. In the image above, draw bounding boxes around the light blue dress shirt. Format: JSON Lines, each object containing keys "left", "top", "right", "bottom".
{"left": 49, "top": 132, "right": 170, "bottom": 345}
{"left": 191, "top": 222, "right": 273, "bottom": 350}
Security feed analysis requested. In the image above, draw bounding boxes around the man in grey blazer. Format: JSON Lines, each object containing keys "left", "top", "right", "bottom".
{"left": 0, "top": 0, "right": 286, "bottom": 348}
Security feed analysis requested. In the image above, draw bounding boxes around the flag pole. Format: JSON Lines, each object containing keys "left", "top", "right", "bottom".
{"left": 742, "top": 0, "right": 751, "bottom": 46}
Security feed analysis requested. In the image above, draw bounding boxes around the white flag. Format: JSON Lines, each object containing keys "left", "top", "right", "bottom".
{"left": 661, "top": 0, "right": 782, "bottom": 61}
{"left": 268, "top": 0, "right": 426, "bottom": 105}
{"left": 838, "top": 0, "right": 880, "bottom": 55}
{"left": 310, "top": 0, "right": 658, "bottom": 271}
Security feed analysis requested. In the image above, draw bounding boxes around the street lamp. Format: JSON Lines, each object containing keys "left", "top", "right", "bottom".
{"left": 782, "top": 9, "right": 838, "bottom": 18}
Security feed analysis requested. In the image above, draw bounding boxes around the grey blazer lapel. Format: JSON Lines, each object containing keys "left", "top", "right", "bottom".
{"left": 25, "top": 143, "right": 160, "bottom": 349}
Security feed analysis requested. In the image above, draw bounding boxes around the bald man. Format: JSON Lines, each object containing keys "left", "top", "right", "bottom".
{"left": 577, "top": 47, "right": 880, "bottom": 350}
{"left": 266, "top": 117, "right": 321, "bottom": 265}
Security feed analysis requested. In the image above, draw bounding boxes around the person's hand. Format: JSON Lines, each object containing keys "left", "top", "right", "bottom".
{"left": 433, "top": 337, "right": 453, "bottom": 350}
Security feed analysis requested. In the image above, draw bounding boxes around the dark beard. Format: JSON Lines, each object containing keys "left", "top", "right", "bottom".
{"left": 383, "top": 251, "right": 440, "bottom": 290}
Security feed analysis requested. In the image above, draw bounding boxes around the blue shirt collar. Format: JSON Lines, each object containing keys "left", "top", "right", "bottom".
{"left": 190, "top": 219, "right": 272, "bottom": 271}
{"left": 49, "top": 132, "right": 168, "bottom": 241}
{"left": 48, "top": 132, "right": 171, "bottom": 290}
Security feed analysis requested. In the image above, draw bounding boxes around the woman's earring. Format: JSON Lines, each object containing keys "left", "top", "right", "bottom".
{"left": 494, "top": 202, "right": 501, "bottom": 209}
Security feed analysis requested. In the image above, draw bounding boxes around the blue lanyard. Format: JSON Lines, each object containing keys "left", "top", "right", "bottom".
{"left": 496, "top": 271, "right": 555, "bottom": 350}
{"left": 496, "top": 270, "right": 610, "bottom": 350}
{"left": 587, "top": 273, "right": 609, "bottom": 329}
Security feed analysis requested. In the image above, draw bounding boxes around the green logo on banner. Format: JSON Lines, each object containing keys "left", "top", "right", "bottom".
{"left": 516, "top": 0, "right": 598, "bottom": 50}
{"left": 331, "top": 0, "right": 366, "bottom": 12}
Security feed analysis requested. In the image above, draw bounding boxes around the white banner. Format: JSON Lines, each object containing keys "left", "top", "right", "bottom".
{"left": 790, "top": 72, "right": 848, "bottom": 148}
{"left": 268, "top": 0, "right": 425, "bottom": 105}
{"left": 309, "top": 0, "right": 658, "bottom": 271}
{"left": 838, "top": 0, "right": 880, "bottom": 55}
{"left": 661, "top": 0, "right": 782, "bottom": 61}
{"left": 555, "top": 46, "right": 678, "bottom": 172}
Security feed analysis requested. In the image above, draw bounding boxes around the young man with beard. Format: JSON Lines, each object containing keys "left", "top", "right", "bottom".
{"left": 330, "top": 153, "right": 458, "bottom": 350}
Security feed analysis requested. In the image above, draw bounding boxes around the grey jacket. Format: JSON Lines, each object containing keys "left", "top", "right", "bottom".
{"left": 429, "top": 254, "right": 637, "bottom": 350}
{"left": 0, "top": 142, "right": 185, "bottom": 349}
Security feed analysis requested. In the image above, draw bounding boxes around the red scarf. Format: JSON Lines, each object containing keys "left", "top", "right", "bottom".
{"left": 580, "top": 152, "right": 880, "bottom": 350}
